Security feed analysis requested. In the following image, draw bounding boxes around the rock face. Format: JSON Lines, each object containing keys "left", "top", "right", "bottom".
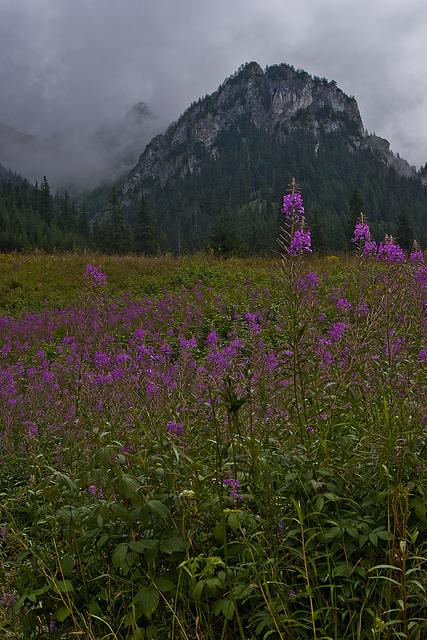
{"left": 124, "top": 61, "right": 421, "bottom": 195}
{"left": 124, "top": 62, "right": 366, "bottom": 192}
{"left": 363, "top": 134, "right": 417, "bottom": 179}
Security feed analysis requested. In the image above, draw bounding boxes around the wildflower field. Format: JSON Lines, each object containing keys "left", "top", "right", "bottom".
{"left": 1, "top": 193, "right": 427, "bottom": 639}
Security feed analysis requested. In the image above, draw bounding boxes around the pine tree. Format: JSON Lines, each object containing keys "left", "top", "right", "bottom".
{"left": 39, "top": 176, "right": 55, "bottom": 225}
{"left": 310, "top": 209, "right": 329, "bottom": 254}
{"left": 208, "top": 210, "right": 245, "bottom": 257}
{"left": 57, "top": 190, "right": 76, "bottom": 232}
{"left": 104, "top": 186, "right": 129, "bottom": 254}
{"left": 133, "top": 194, "right": 158, "bottom": 255}
{"left": 395, "top": 209, "right": 415, "bottom": 251}
{"left": 77, "top": 205, "right": 91, "bottom": 242}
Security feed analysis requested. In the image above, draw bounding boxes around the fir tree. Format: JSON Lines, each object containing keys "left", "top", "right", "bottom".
{"left": 310, "top": 209, "right": 329, "bottom": 254}
{"left": 133, "top": 194, "right": 158, "bottom": 255}
{"left": 395, "top": 209, "right": 415, "bottom": 251}
{"left": 208, "top": 210, "right": 245, "bottom": 257}
{"left": 77, "top": 205, "right": 91, "bottom": 242}
{"left": 104, "top": 186, "right": 129, "bottom": 254}
{"left": 39, "top": 176, "right": 55, "bottom": 225}
{"left": 57, "top": 190, "right": 76, "bottom": 232}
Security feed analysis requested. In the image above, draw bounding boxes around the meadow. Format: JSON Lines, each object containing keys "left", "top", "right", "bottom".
{"left": 1, "top": 205, "right": 427, "bottom": 639}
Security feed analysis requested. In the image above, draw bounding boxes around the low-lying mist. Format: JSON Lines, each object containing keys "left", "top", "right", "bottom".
{"left": 0, "top": 103, "right": 164, "bottom": 195}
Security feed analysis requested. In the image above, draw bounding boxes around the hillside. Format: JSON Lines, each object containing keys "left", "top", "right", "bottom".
{"left": 118, "top": 62, "right": 427, "bottom": 253}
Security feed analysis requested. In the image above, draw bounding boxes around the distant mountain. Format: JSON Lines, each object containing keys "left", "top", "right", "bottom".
{"left": 0, "top": 103, "right": 159, "bottom": 194}
{"left": 120, "top": 61, "right": 427, "bottom": 253}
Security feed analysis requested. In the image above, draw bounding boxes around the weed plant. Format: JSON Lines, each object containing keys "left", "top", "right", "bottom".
{"left": 1, "top": 189, "right": 427, "bottom": 639}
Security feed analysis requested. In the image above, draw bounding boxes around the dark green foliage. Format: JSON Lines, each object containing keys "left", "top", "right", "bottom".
{"left": 208, "top": 210, "right": 245, "bottom": 257}
{"left": 103, "top": 186, "right": 130, "bottom": 254}
{"left": 395, "top": 209, "right": 415, "bottom": 251}
{"left": 309, "top": 209, "right": 329, "bottom": 254}
{"left": 0, "top": 174, "right": 96, "bottom": 252}
{"left": 39, "top": 175, "right": 55, "bottom": 225}
{"left": 126, "top": 124, "right": 427, "bottom": 254}
{"left": 77, "top": 204, "right": 91, "bottom": 242}
{"left": 133, "top": 194, "right": 159, "bottom": 255}
{"left": 57, "top": 190, "right": 76, "bottom": 233}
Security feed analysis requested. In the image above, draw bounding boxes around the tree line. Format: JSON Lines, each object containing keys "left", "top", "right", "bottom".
{"left": 0, "top": 155, "right": 420, "bottom": 257}
{"left": 0, "top": 170, "right": 159, "bottom": 255}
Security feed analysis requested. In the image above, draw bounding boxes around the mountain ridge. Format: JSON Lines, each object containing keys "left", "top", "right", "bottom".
{"left": 124, "top": 61, "right": 420, "bottom": 196}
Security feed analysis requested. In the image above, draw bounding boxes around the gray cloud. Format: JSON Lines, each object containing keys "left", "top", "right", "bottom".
{"left": 1, "top": 0, "right": 426, "bottom": 192}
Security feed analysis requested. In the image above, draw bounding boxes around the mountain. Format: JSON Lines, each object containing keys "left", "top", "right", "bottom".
{"left": 120, "top": 61, "right": 427, "bottom": 253}
{"left": 0, "top": 103, "right": 159, "bottom": 194}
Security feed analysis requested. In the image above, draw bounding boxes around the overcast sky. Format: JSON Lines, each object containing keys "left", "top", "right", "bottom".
{"left": 1, "top": 0, "right": 426, "bottom": 190}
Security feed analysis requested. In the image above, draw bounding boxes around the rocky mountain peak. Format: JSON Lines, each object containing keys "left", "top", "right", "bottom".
{"left": 124, "top": 62, "right": 366, "bottom": 193}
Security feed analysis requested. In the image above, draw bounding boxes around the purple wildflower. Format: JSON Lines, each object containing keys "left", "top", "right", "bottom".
{"left": 352, "top": 215, "right": 377, "bottom": 256}
{"left": 84, "top": 265, "right": 107, "bottom": 286}
{"left": 376, "top": 236, "right": 406, "bottom": 263}
{"left": 410, "top": 241, "right": 424, "bottom": 264}
{"left": 279, "top": 179, "right": 312, "bottom": 256}
{"left": 282, "top": 191, "right": 305, "bottom": 219}
{"left": 166, "top": 420, "right": 183, "bottom": 436}
{"left": 288, "top": 227, "right": 312, "bottom": 256}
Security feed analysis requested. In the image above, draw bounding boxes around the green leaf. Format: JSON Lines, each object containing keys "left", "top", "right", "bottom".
{"left": 193, "top": 580, "right": 205, "bottom": 602}
{"left": 159, "top": 537, "right": 185, "bottom": 554}
{"left": 324, "top": 492, "right": 339, "bottom": 501}
{"left": 314, "top": 494, "right": 324, "bottom": 511}
{"left": 213, "top": 524, "right": 226, "bottom": 544}
{"left": 55, "top": 579, "right": 74, "bottom": 594}
{"left": 96, "top": 533, "right": 109, "bottom": 550}
{"left": 324, "top": 526, "right": 341, "bottom": 541}
{"left": 13, "top": 595, "right": 27, "bottom": 612}
{"left": 119, "top": 475, "right": 141, "bottom": 501}
{"left": 112, "top": 542, "right": 129, "bottom": 568}
{"left": 212, "top": 598, "right": 235, "bottom": 620}
{"left": 410, "top": 498, "right": 427, "bottom": 522}
{"left": 368, "top": 533, "right": 378, "bottom": 546}
{"left": 147, "top": 499, "right": 169, "bottom": 520}
{"left": 146, "top": 624, "right": 158, "bottom": 640}
{"left": 111, "top": 503, "right": 129, "bottom": 520}
{"left": 135, "top": 588, "right": 159, "bottom": 618}
{"left": 376, "top": 530, "right": 390, "bottom": 541}
{"left": 59, "top": 554, "right": 74, "bottom": 577}
{"left": 332, "top": 563, "right": 349, "bottom": 577}
{"left": 88, "top": 599, "right": 103, "bottom": 617}
{"left": 96, "top": 446, "right": 111, "bottom": 468}
{"left": 55, "top": 606, "right": 71, "bottom": 622}
{"left": 154, "top": 577, "right": 175, "bottom": 592}
{"left": 129, "top": 539, "right": 157, "bottom": 552}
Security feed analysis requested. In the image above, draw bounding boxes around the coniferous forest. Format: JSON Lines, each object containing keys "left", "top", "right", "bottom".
{"left": 2, "top": 123, "right": 427, "bottom": 257}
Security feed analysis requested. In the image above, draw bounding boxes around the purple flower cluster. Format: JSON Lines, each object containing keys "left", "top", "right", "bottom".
{"left": 223, "top": 476, "right": 243, "bottom": 500}
{"left": 84, "top": 264, "right": 107, "bottom": 287}
{"left": 281, "top": 190, "right": 305, "bottom": 219}
{"left": 166, "top": 420, "right": 184, "bottom": 436}
{"left": 351, "top": 219, "right": 377, "bottom": 256}
{"left": 410, "top": 242, "right": 424, "bottom": 265}
{"left": 279, "top": 180, "right": 312, "bottom": 256}
{"left": 376, "top": 236, "right": 406, "bottom": 264}
{"left": 288, "top": 227, "right": 312, "bottom": 256}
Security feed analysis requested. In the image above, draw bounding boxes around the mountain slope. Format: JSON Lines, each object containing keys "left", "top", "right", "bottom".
{"left": 124, "top": 62, "right": 366, "bottom": 191}
{"left": 119, "top": 61, "right": 427, "bottom": 254}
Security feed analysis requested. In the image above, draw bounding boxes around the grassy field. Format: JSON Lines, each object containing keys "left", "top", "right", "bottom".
{"left": 0, "top": 249, "right": 426, "bottom": 639}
